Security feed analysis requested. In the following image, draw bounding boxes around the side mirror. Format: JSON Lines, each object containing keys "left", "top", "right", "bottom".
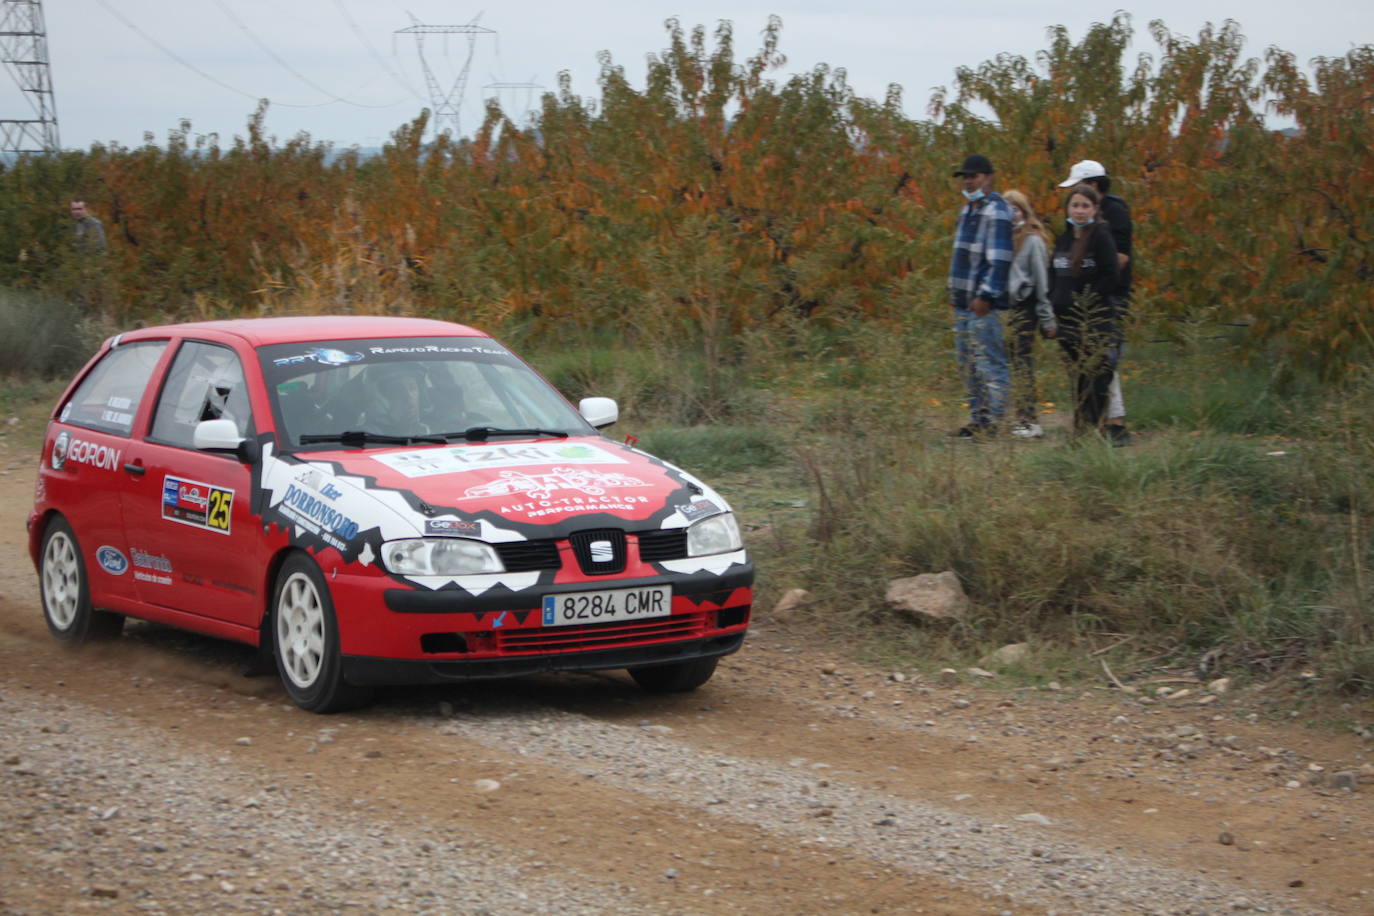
{"left": 193, "top": 418, "right": 258, "bottom": 463}
{"left": 193, "top": 418, "right": 243, "bottom": 450}
{"left": 579, "top": 396, "right": 618, "bottom": 430}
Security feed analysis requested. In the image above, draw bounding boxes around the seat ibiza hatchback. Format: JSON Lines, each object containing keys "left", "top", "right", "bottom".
{"left": 29, "top": 317, "right": 753, "bottom": 711}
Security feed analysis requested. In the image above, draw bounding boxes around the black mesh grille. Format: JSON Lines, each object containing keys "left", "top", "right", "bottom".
{"left": 569, "top": 528, "right": 626, "bottom": 575}
{"left": 494, "top": 540, "right": 561, "bottom": 572}
{"left": 637, "top": 529, "right": 688, "bottom": 562}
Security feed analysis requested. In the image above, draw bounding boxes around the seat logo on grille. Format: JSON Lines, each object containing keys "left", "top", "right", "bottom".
{"left": 589, "top": 540, "right": 615, "bottom": 563}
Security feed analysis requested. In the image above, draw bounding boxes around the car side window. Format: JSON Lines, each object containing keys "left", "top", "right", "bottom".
{"left": 150, "top": 341, "right": 253, "bottom": 448}
{"left": 59, "top": 340, "right": 168, "bottom": 437}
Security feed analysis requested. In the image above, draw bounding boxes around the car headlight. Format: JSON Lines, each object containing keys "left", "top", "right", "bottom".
{"left": 382, "top": 538, "right": 505, "bottom": 576}
{"left": 687, "top": 512, "right": 742, "bottom": 557}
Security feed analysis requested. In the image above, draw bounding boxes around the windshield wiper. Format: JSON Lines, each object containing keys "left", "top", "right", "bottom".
{"left": 437, "top": 427, "right": 570, "bottom": 442}
{"left": 298, "top": 430, "right": 447, "bottom": 447}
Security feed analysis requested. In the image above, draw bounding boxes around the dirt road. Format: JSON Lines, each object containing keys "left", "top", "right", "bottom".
{"left": 2, "top": 442, "right": 1372, "bottom": 915}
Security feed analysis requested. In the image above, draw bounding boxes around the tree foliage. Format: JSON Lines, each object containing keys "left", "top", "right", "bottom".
{"left": 1, "top": 15, "right": 1370, "bottom": 377}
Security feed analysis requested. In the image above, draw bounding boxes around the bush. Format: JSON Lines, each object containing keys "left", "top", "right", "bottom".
{"left": 0, "top": 287, "right": 104, "bottom": 378}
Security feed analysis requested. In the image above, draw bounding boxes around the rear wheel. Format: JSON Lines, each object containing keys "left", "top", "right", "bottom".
{"left": 272, "top": 553, "right": 372, "bottom": 713}
{"left": 628, "top": 656, "right": 718, "bottom": 693}
{"left": 39, "top": 516, "right": 124, "bottom": 644}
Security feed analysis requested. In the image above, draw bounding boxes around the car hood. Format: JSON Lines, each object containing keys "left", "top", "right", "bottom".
{"left": 256, "top": 436, "right": 736, "bottom": 591}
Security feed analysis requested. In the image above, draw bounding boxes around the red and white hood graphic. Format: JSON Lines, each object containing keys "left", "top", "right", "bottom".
{"left": 256, "top": 436, "right": 742, "bottom": 593}
{"left": 366, "top": 439, "right": 674, "bottom": 524}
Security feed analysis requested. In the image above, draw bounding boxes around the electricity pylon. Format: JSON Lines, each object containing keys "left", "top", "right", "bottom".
{"left": 0, "top": 0, "right": 59, "bottom": 153}
{"left": 396, "top": 13, "right": 495, "bottom": 138}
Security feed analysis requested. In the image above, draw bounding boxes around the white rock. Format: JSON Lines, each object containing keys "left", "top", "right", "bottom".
{"left": 473, "top": 779, "right": 501, "bottom": 793}
{"left": 1014, "top": 813, "right": 1053, "bottom": 825}
{"left": 966, "top": 667, "right": 997, "bottom": 679}
{"left": 772, "top": 588, "right": 815, "bottom": 620}
{"left": 1208, "top": 677, "right": 1232, "bottom": 694}
{"left": 982, "top": 642, "right": 1030, "bottom": 667}
{"left": 885, "top": 571, "right": 968, "bottom": 623}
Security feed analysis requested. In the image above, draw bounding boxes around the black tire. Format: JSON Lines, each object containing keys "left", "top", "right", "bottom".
{"left": 39, "top": 516, "right": 124, "bottom": 645}
{"left": 271, "top": 553, "right": 372, "bottom": 713}
{"left": 628, "top": 656, "right": 719, "bottom": 693}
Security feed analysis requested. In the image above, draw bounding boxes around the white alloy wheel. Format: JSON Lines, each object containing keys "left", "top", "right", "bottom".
{"left": 276, "top": 571, "right": 327, "bottom": 689}
{"left": 42, "top": 529, "right": 82, "bottom": 630}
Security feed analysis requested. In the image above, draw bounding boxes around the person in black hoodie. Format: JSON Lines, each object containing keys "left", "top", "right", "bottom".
{"left": 1059, "top": 160, "right": 1132, "bottom": 444}
{"left": 1050, "top": 183, "right": 1119, "bottom": 433}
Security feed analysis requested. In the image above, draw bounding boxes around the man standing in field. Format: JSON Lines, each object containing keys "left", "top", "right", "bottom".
{"left": 1059, "top": 160, "right": 1132, "bottom": 444}
{"left": 947, "top": 154, "right": 1014, "bottom": 438}
{"left": 69, "top": 198, "right": 106, "bottom": 253}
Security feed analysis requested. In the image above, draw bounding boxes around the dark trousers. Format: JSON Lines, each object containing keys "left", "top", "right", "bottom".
{"left": 1055, "top": 294, "right": 1122, "bottom": 431}
{"left": 1007, "top": 304, "right": 1041, "bottom": 423}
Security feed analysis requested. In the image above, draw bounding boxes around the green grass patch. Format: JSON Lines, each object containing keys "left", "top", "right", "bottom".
{"left": 634, "top": 425, "right": 785, "bottom": 475}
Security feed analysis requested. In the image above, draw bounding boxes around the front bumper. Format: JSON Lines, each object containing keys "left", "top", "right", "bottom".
{"left": 341, "top": 630, "right": 746, "bottom": 686}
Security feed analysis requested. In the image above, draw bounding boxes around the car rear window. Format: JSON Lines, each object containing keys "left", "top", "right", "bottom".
{"left": 58, "top": 340, "right": 168, "bottom": 437}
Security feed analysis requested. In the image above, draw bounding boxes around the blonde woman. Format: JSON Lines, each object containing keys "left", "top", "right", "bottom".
{"left": 1003, "top": 190, "right": 1056, "bottom": 438}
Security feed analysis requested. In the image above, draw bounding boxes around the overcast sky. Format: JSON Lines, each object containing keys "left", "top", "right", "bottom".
{"left": 5, "top": 2, "right": 1370, "bottom": 151}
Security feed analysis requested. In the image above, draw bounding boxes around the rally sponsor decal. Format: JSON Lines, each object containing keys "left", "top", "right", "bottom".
{"left": 272, "top": 347, "right": 363, "bottom": 367}
{"left": 425, "top": 517, "right": 480, "bottom": 536}
{"left": 276, "top": 482, "right": 362, "bottom": 552}
{"left": 95, "top": 546, "right": 128, "bottom": 575}
{"left": 366, "top": 344, "right": 508, "bottom": 357}
{"left": 461, "top": 467, "right": 652, "bottom": 520}
{"left": 128, "top": 547, "right": 174, "bottom": 585}
{"left": 162, "top": 475, "right": 234, "bottom": 534}
{"left": 52, "top": 431, "right": 123, "bottom": 472}
{"left": 676, "top": 497, "right": 721, "bottom": 522}
{"left": 372, "top": 442, "right": 625, "bottom": 479}
{"left": 295, "top": 467, "right": 343, "bottom": 501}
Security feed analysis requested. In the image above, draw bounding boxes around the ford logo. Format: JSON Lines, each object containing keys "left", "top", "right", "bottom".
{"left": 95, "top": 545, "right": 128, "bottom": 575}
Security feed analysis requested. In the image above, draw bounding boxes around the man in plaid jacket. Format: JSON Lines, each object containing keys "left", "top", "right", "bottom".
{"left": 947, "top": 154, "right": 1014, "bottom": 438}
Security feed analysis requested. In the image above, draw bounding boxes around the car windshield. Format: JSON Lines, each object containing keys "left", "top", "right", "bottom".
{"left": 257, "top": 337, "right": 593, "bottom": 450}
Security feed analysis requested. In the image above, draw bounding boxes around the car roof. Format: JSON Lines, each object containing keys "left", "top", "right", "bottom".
{"left": 113, "top": 316, "right": 488, "bottom": 348}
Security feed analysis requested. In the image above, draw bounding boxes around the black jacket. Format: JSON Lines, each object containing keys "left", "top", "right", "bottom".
{"left": 1099, "top": 194, "right": 1132, "bottom": 297}
{"left": 1050, "top": 221, "right": 1119, "bottom": 337}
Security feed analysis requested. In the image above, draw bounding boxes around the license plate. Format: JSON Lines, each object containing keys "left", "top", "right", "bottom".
{"left": 541, "top": 585, "right": 672, "bottom": 627}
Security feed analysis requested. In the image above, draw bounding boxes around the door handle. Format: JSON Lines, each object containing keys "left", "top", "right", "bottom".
{"left": 123, "top": 463, "right": 146, "bottom": 476}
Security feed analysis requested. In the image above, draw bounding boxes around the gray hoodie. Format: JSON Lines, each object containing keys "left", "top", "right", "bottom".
{"left": 1008, "top": 232, "right": 1055, "bottom": 332}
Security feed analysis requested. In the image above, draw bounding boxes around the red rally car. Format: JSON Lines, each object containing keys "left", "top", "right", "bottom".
{"left": 28, "top": 317, "right": 753, "bottom": 712}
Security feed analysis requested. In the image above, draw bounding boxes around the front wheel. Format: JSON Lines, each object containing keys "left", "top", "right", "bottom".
{"left": 271, "top": 553, "right": 372, "bottom": 713}
{"left": 40, "top": 516, "right": 124, "bottom": 645}
{"left": 628, "top": 656, "right": 718, "bottom": 693}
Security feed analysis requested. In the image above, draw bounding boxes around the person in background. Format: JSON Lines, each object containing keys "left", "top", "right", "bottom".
{"left": 946, "top": 154, "right": 1014, "bottom": 439}
{"left": 69, "top": 198, "right": 106, "bottom": 253}
{"left": 1050, "top": 183, "right": 1119, "bottom": 433}
{"left": 1002, "top": 190, "right": 1057, "bottom": 439}
{"left": 1058, "top": 160, "right": 1132, "bottom": 444}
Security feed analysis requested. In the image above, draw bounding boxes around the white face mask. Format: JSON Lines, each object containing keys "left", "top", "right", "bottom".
{"left": 1068, "top": 216, "right": 1095, "bottom": 227}
{"left": 962, "top": 189, "right": 986, "bottom": 202}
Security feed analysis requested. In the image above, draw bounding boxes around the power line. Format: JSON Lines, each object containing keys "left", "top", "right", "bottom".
{"left": 94, "top": 0, "right": 372, "bottom": 109}
{"left": 208, "top": 0, "right": 402, "bottom": 109}
{"left": 331, "top": 0, "right": 426, "bottom": 104}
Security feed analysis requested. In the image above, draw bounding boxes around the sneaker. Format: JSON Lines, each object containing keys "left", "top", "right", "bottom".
{"left": 1106, "top": 424, "right": 1131, "bottom": 447}
{"left": 1011, "top": 421, "right": 1044, "bottom": 439}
